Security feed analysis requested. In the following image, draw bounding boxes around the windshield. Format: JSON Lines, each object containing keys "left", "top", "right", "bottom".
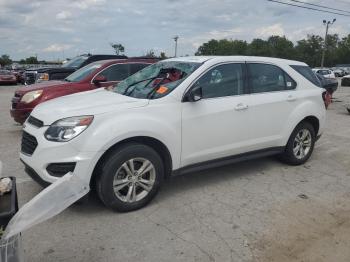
{"left": 65, "top": 61, "right": 104, "bottom": 82}
{"left": 113, "top": 61, "right": 201, "bottom": 99}
{"left": 62, "top": 56, "right": 88, "bottom": 68}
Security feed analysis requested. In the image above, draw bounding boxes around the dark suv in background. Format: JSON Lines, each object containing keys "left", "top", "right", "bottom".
{"left": 24, "top": 54, "right": 127, "bottom": 85}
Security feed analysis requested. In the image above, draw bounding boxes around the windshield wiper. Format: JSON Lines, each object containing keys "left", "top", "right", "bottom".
{"left": 122, "top": 76, "right": 158, "bottom": 95}
{"left": 64, "top": 79, "right": 71, "bottom": 82}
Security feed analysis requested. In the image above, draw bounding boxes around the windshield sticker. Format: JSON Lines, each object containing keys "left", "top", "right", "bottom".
{"left": 156, "top": 86, "right": 169, "bottom": 94}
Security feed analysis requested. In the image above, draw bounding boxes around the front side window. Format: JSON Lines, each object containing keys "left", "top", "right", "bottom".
{"left": 97, "top": 64, "right": 129, "bottom": 81}
{"left": 65, "top": 61, "right": 104, "bottom": 82}
{"left": 113, "top": 61, "right": 201, "bottom": 99}
{"left": 130, "top": 63, "right": 150, "bottom": 75}
{"left": 194, "top": 63, "right": 244, "bottom": 99}
{"left": 248, "top": 63, "right": 296, "bottom": 93}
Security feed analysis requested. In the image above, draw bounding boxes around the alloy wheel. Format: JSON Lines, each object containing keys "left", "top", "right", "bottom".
{"left": 293, "top": 129, "right": 312, "bottom": 160}
{"left": 113, "top": 158, "right": 156, "bottom": 203}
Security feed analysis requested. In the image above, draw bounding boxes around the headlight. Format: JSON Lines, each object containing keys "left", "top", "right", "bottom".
{"left": 37, "top": 73, "right": 49, "bottom": 82}
{"left": 44, "top": 116, "right": 94, "bottom": 142}
{"left": 21, "top": 90, "right": 43, "bottom": 104}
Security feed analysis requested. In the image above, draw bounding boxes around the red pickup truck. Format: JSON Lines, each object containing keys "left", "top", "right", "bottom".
{"left": 11, "top": 58, "right": 157, "bottom": 124}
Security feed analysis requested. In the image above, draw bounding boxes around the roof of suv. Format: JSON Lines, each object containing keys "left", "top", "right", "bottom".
{"left": 166, "top": 56, "right": 307, "bottom": 66}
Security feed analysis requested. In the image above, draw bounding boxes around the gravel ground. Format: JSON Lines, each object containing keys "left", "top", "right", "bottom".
{"left": 0, "top": 83, "right": 350, "bottom": 262}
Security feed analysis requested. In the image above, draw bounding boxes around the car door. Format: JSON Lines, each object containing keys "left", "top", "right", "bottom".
{"left": 181, "top": 63, "right": 253, "bottom": 167}
{"left": 246, "top": 63, "right": 297, "bottom": 149}
{"left": 92, "top": 63, "right": 130, "bottom": 89}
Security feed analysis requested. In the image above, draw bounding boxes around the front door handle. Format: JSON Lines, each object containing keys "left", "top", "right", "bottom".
{"left": 287, "top": 95, "right": 297, "bottom": 102}
{"left": 234, "top": 103, "right": 249, "bottom": 111}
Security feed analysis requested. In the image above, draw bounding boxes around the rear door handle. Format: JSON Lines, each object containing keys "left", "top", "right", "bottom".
{"left": 287, "top": 95, "right": 297, "bottom": 102}
{"left": 234, "top": 103, "right": 249, "bottom": 111}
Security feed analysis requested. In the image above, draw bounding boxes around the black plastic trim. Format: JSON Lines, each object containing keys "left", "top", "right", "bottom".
{"left": 172, "top": 147, "right": 284, "bottom": 176}
{"left": 27, "top": 116, "right": 44, "bottom": 128}
{"left": 21, "top": 159, "right": 50, "bottom": 187}
{"left": 46, "top": 162, "right": 76, "bottom": 177}
{"left": 0, "top": 177, "right": 18, "bottom": 229}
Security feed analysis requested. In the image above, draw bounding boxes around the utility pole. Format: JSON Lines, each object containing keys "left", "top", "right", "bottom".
{"left": 173, "top": 36, "right": 179, "bottom": 57}
{"left": 321, "top": 18, "right": 336, "bottom": 68}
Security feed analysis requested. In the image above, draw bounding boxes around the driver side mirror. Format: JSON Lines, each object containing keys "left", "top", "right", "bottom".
{"left": 186, "top": 85, "right": 203, "bottom": 102}
{"left": 93, "top": 75, "right": 107, "bottom": 85}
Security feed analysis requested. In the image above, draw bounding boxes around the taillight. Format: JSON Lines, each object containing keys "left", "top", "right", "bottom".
{"left": 322, "top": 91, "right": 332, "bottom": 109}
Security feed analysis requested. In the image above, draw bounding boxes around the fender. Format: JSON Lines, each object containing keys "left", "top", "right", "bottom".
{"left": 280, "top": 95, "right": 325, "bottom": 146}
{"left": 70, "top": 103, "right": 182, "bottom": 169}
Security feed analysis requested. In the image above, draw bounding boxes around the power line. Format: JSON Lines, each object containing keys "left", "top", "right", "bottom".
{"left": 289, "top": 0, "right": 350, "bottom": 14}
{"left": 267, "top": 0, "right": 350, "bottom": 17}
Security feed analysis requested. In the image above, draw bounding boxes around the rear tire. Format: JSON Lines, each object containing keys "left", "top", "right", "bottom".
{"left": 96, "top": 143, "right": 164, "bottom": 212}
{"left": 279, "top": 122, "right": 316, "bottom": 166}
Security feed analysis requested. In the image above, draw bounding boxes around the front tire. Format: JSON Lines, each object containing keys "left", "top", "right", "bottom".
{"left": 96, "top": 143, "right": 164, "bottom": 212}
{"left": 279, "top": 122, "right": 316, "bottom": 165}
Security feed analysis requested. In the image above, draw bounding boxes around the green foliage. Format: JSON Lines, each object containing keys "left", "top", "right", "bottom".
{"left": 195, "top": 34, "right": 350, "bottom": 67}
{"left": 18, "top": 56, "right": 39, "bottom": 64}
{"left": 195, "top": 39, "right": 248, "bottom": 56}
{"left": 0, "top": 54, "right": 12, "bottom": 67}
{"left": 159, "top": 52, "right": 167, "bottom": 60}
{"left": 110, "top": 43, "right": 125, "bottom": 55}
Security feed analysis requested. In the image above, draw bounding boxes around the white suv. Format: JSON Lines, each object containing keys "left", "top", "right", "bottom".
{"left": 20, "top": 56, "right": 326, "bottom": 211}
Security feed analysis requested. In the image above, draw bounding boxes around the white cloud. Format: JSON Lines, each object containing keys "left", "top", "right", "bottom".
{"left": 132, "top": 9, "right": 144, "bottom": 15}
{"left": 73, "top": 0, "right": 106, "bottom": 10}
{"left": 56, "top": 11, "right": 72, "bottom": 20}
{"left": 43, "top": 44, "right": 72, "bottom": 52}
{"left": 256, "top": 23, "right": 285, "bottom": 38}
{"left": 183, "top": 27, "right": 243, "bottom": 49}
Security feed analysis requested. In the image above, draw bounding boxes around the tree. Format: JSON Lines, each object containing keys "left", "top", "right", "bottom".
{"left": 295, "top": 35, "right": 323, "bottom": 67}
{"left": 247, "top": 38, "right": 271, "bottom": 56}
{"left": 193, "top": 34, "right": 350, "bottom": 67}
{"left": 160, "top": 52, "right": 167, "bottom": 60}
{"left": 195, "top": 39, "right": 248, "bottom": 56}
{"left": 266, "top": 36, "right": 295, "bottom": 59}
{"left": 336, "top": 35, "right": 350, "bottom": 65}
{"left": 110, "top": 43, "right": 125, "bottom": 55}
{"left": 0, "top": 54, "right": 12, "bottom": 67}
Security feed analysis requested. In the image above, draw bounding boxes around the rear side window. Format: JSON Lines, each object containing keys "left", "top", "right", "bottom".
{"left": 130, "top": 63, "right": 150, "bottom": 75}
{"left": 247, "top": 63, "right": 296, "bottom": 93}
{"left": 97, "top": 64, "right": 130, "bottom": 81}
{"left": 291, "top": 65, "right": 321, "bottom": 87}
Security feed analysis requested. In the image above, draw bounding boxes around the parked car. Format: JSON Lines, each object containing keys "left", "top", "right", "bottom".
{"left": 312, "top": 68, "right": 336, "bottom": 79}
{"left": 20, "top": 56, "right": 326, "bottom": 212}
{"left": 11, "top": 69, "right": 25, "bottom": 84}
{"left": 315, "top": 73, "right": 338, "bottom": 94}
{"left": 341, "top": 75, "right": 350, "bottom": 86}
{"left": 11, "top": 58, "right": 157, "bottom": 124}
{"left": 0, "top": 70, "right": 17, "bottom": 85}
{"left": 332, "top": 68, "right": 346, "bottom": 77}
{"left": 315, "top": 73, "right": 338, "bottom": 108}
{"left": 24, "top": 54, "right": 127, "bottom": 85}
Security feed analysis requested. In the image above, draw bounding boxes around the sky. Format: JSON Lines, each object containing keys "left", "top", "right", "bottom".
{"left": 1, "top": 0, "right": 350, "bottom": 61}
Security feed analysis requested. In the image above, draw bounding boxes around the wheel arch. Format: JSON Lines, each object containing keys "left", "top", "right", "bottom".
{"left": 301, "top": 115, "right": 320, "bottom": 136}
{"left": 90, "top": 136, "right": 173, "bottom": 189}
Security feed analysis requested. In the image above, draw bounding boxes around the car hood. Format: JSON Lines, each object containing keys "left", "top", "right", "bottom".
{"left": 31, "top": 88, "right": 149, "bottom": 125}
{"left": 16, "top": 81, "right": 67, "bottom": 94}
